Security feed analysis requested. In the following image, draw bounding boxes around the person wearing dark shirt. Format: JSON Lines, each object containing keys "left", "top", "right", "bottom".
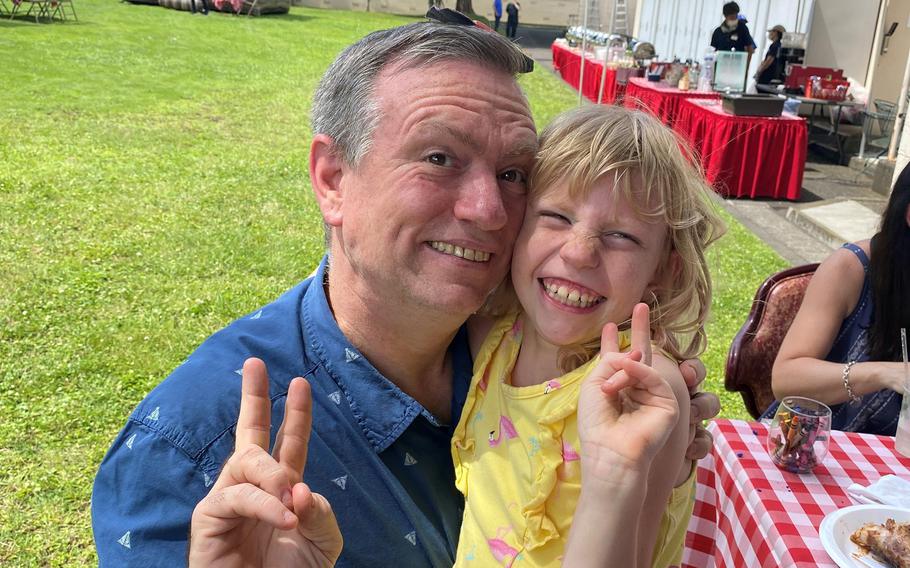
{"left": 710, "top": 1, "right": 755, "bottom": 54}
{"left": 755, "top": 24, "right": 785, "bottom": 84}
{"left": 505, "top": 1, "right": 519, "bottom": 39}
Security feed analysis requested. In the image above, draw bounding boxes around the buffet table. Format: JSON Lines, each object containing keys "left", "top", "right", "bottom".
{"left": 674, "top": 98, "right": 808, "bottom": 200}
{"left": 623, "top": 77, "right": 720, "bottom": 125}
{"left": 681, "top": 419, "right": 910, "bottom": 567}
{"left": 551, "top": 40, "right": 621, "bottom": 104}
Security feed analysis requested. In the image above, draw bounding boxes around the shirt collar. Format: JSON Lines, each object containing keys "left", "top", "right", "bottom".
{"left": 301, "top": 256, "right": 469, "bottom": 453}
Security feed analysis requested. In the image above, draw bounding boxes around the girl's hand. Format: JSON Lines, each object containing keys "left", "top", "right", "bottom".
{"left": 577, "top": 303, "right": 681, "bottom": 484}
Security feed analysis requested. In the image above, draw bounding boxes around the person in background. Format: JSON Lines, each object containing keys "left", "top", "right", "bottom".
{"left": 493, "top": 0, "right": 502, "bottom": 31}
{"left": 767, "top": 163, "right": 910, "bottom": 435}
{"left": 754, "top": 25, "right": 785, "bottom": 85}
{"left": 505, "top": 1, "right": 519, "bottom": 39}
{"left": 190, "top": 0, "right": 208, "bottom": 16}
{"left": 710, "top": 2, "right": 755, "bottom": 55}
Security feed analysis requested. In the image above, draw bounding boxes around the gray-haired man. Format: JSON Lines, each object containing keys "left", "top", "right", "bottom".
{"left": 92, "top": 16, "right": 718, "bottom": 567}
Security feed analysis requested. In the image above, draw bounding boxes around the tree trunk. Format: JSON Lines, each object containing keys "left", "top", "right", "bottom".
{"left": 455, "top": 0, "right": 474, "bottom": 15}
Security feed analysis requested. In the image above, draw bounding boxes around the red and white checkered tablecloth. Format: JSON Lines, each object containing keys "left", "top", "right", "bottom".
{"left": 681, "top": 419, "right": 910, "bottom": 568}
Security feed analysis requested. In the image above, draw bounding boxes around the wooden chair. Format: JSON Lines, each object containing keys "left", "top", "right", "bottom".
{"left": 50, "top": 0, "right": 76, "bottom": 20}
{"left": 724, "top": 263, "right": 819, "bottom": 418}
{"left": 10, "top": 0, "right": 53, "bottom": 22}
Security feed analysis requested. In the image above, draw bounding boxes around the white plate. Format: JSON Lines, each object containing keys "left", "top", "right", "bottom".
{"left": 819, "top": 504, "right": 910, "bottom": 568}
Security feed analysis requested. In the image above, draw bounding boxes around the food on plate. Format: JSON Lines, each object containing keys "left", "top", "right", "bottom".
{"left": 850, "top": 518, "right": 910, "bottom": 568}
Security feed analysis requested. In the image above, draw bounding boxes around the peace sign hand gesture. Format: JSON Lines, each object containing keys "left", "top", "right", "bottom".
{"left": 577, "top": 303, "right": 680, "bottom": 482}
{"left": 188, "top": 358, "right": 343, "bottom": 567}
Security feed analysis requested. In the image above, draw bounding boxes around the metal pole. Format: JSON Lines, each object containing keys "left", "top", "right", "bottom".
{"left": 578, "top": 0, "right": 590, "bottom": 105}
{"left": 608, "top": 0, "right": 615, "bottom": 33}
{"left": 597, "top": 41, "right": 609, "bottom": 104}
{"left": 888, "top": 44, "right": 910, "bottom": 161}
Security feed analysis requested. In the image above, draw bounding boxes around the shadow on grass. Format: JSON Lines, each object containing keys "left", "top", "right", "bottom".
{"left": 268, "top": 13, "right": 312, "bottom": 22}
{"left": 1, "top": 17, "right": 74, "bottom": 25}
{"left": 2, "top": 12, "right": 85, "bottom": 25}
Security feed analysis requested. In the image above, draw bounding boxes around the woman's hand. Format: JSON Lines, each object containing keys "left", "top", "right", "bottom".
{"left": 876, "top": 361, "right": 910, "bottom": 394}
{"left": 577, "top": 304, "right": 680, "bottom": 483}
{"left": 188, "top": 358, "right": 343, "bottom": 567}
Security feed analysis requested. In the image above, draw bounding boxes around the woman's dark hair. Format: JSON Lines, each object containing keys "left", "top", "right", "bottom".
{"left": 868, "top": 162, "right": 910, "bottom": 361}
{"left": 723, "top": 2, "right": 740, "bottom": 16}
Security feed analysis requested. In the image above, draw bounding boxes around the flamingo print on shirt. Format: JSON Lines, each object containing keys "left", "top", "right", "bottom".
{"left": 489, "top": 415, "right": 519, "bottom": 447}
{"left": 557, "top": 438, "right": 581, "bottom": 481}
{"left": 487, "top": 526, "right": 520, "bottom": 566}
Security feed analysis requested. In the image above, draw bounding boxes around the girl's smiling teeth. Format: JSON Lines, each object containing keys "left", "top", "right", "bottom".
{"left": 428, "top": 240, "right": 491, "bottom": 262}
{"left": 540, "top": 278, "right": 605, "bottom": 308}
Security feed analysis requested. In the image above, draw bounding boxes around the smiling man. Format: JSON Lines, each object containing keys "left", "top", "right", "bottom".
{"left": 92, "top": 15, "right": 718, "bottom": 567}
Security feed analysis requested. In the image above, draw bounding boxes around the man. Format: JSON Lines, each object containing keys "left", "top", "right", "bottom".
{"left": 710, "top": 1, "right": 755, "bottom": 54}
{"left": 505, "top": 1, "right": 519, "bottom": 39}
{"left": 92, "top": 15, "right": 719, "bottom": 567}
{"left": 493, "top": 0, "right": 502, "bottom": 31}
{"left": 754, "top": 24, "right": 785, "bottom": 85}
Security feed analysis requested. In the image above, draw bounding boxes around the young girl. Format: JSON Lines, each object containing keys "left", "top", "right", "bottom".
{"left": 453, "top": 104, "right": 725, "bottom": 567}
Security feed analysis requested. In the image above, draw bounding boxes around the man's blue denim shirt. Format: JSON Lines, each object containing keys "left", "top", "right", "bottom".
{"left": 92, "top": 257, "right": 472, "bottom": 566}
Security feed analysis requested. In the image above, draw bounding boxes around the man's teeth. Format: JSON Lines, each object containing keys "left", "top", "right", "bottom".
{"left": 543, "top": 281, "right": 603, "bottom": 308}
{"left": 429, "top": 241, "right": 491, "bottom": 262}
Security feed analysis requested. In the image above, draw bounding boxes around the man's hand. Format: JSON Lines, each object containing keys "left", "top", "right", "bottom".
{"left": 188, "top": 358, "right": 343, "bottom": 567}
{"left": 678, "top": 358, "right": 720, "bottom": 461}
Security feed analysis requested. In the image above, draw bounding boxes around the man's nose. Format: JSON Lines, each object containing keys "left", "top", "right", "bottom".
{"left": 559, "top": 231, "right": 599, "bottom": 269}
{"left": 454, "top": 170, "right": 509, "bottom": 231}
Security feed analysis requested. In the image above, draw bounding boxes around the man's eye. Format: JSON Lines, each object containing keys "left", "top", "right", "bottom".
{"left": 427, "top": 153, "right": 451, "bottom": 166}
{"left": 499, "top": 169, "right": 527, "bottom": 184}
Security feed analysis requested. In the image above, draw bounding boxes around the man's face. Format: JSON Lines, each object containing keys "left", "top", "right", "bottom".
{"left": 725, "top": 14, "right": 738, "bottom": 24}
{"left": 332, "top": 60, "right": 537, "bottom": 317}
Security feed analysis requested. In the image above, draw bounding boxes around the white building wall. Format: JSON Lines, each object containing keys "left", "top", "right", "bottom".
{"left": 804, "top": 0, "right": 881, "bottom": 83}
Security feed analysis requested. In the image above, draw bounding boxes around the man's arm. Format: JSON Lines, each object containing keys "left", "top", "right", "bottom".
{"left": 754, "top": 55, "right": 774, "bottom": 79}
{"left": 92, "top": 422, "right": 209, "bottom": 567}
{"left": 678, "top": 358, "right": 719, "bottom": 461}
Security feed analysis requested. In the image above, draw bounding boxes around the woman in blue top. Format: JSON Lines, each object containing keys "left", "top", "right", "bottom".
{"left": 768, "top": 163, "right": 910, "bottom": 435}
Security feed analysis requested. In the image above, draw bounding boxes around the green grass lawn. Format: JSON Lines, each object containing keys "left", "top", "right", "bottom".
{"left": 0, "top": 2, "right": 787, "bottom": 564}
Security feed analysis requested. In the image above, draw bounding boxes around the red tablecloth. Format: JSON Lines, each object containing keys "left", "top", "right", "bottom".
{"left": 551, "top": 41, "right": 620, "bottom": 104}
{"left": 682, "top": 419, "right": 910, "bottom": 567}
{"left": 623, "top": 77, "right": 719, "bottom": 125}
{"left": 674, "top": 98, "right": 807, "bottom": 200}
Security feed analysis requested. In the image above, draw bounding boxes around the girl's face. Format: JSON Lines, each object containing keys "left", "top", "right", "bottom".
{"left": 511, "top": 175, "right": 669, "bottom": 348}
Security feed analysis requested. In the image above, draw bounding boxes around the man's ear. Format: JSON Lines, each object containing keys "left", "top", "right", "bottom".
{"left": 310, "top": 133, "right": 346, "bottom": 228}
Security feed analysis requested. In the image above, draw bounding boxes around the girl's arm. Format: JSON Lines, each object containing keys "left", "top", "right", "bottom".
{"left": 566, "top": 304, "right": 681, "bottom": 568}
{"left": 636, "top": 354, "right": 691, "bottom": 567}
{"left": 772, "top": 244, "right": 906, "bottom": 403}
